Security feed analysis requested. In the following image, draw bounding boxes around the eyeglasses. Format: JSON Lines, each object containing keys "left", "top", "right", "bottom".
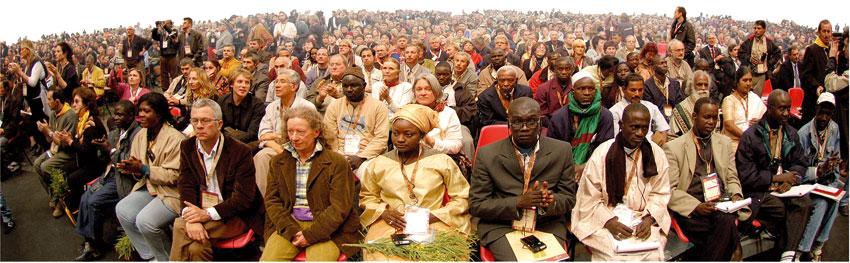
{"left": 190, "top": 118, "right": 219, "bottom": 126}
{"left": 287, "top": 129, "right": 311, "bottom": 138}
{"left": 509, "top": 119, "right": 540, "bottom": 129}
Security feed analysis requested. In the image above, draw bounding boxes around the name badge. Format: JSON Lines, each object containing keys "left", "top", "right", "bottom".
{"left": 663, "top": 104, "right": 673, "bottom": 117}
{"left": 512, "top": 208, "right": 537, "bottom": 233}
{"left": 162, "top": 40, "right": 168, "bottom": 49}
{"left": 343, "top": 134, "right": 361, "bottom": 155}
{"left": 701, "top": 173, "right": 721, "bottom": 202}
{"left": 201, "top": 191, "right": 221, "bottom": 209}
{"left": 184, "top": 45, "right": 192, "bottom": 55}
{"left": 127, "top": 49, "right": 133, "bottom": 58}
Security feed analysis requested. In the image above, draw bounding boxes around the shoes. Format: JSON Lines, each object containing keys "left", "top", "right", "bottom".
{"left": 52, "top": 205, "right": 64, "bottom": 218}
{"left": 811, "top": 243, "right": 824, "bottom": 261}
{"left": 74, "top": 242, "right": 103, "bottom": 261}
{"left": 840, "top": 205, "right": 848, "bottom": 216}
{"left": 2, "top": 220, "right": 14, "bottom": 234}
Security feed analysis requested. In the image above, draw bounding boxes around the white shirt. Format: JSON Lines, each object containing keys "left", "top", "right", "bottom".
{"left": 371, "top": 81, "right": 414, "bottom": 119}
{"left": 722, "top": 91, "right": 767, "bottom": 133}
{"left": 183, "top": 135, "right": 223, "bottom": 221}
{"left": 428, "top": 107, "right": 464, "bottom": 154}
{"left": 257, "top": 97, "right": 317, "bottom": 148}
{"left": 283, "top": 22, "right": 297, "bottom": 39}
{"left": 443, "top": 82, "right": 457, "bottom": 107}
{"left": 610, "top": 100, "right": 671, "bottom": 139}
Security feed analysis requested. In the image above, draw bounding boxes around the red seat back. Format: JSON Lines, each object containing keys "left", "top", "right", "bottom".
{"left": 472, "top": 124, "right": 512, "bottom": 165}
{"left": 213, "top": 229, "right": 254, "bottom": 249}
{"left": 789, "top": 87, "right": 804, "bottom": 117}
{"left": 762, "top": 79, "right": 773, "bottom": 98}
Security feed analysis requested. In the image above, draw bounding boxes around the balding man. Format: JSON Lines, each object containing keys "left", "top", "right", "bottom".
{"left": 121, "top": 26, "right": 152, "bottom": 70}
{"left": 572, "top": 103, "right": 671, "bottom": 261}
{"left": 470, "top": 97, "right": 576, "bottom": 261}
{"left": 478, "top": 49, "right": 529, "bottom": 97}
{"left": 616, "top": 35, "right": 640, "bottom": 62}
{"left": 666, "top": 39, "right": 693, "bottom": 89}
{"left": 736, "top": 90, "right": 812, "bottom": 262}
{"left": 306, "top": 54, "right": 347, "bottom": 113}
{"left": 265, "top": 56, "right": 308, "bottom": 104}
{"left": 698, "top": 33, "right": 724, "bottom": 70}
{"left": 477, "top": 66, "right": 533, "bottom": 127}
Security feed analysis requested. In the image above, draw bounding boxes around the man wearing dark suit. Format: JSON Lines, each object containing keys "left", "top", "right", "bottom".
{"left": 698, "top": 33, "right": 724, "bottom": 70}
{"left": 772, "top": 47, "right": 803, "bottom": 91}
{"left": 801, "top": 20, "right": 834, "bottom": 122}
{"left": 643, "top": 56, "right": 686, "bottom": 121}
{"left": 546, "top": 31, "right": 565, "bottom": 53}
{"left": 170, "top": 99, "right": 264, "bottom": 261}
{"left": 177, "top": 17, "right": 205, "bottom": 67}
{"left": 670, "top": 6, "right": 696, "bottom": 66}
{"left": 121, "top": 27, "right": 152, "bottom": 70}
{"left": 470, "top": 97, "right": 577, "bottom": 261}
{"left": 477, "top": 67, "right": 533, "bottom": 127}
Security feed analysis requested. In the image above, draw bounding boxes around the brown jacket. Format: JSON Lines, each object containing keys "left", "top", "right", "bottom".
{"left": 178, "top": 135, "right": 265, "bottom": 238}
{"left": 265, "top": 145, "right": 362, "bottom": 256}
{"left": 663, "top": 131, "right": 751, "bottom": 221}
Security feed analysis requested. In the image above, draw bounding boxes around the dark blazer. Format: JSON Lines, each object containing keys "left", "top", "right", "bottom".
{"left": 642, "top": 76, "right": 685, "bottom": 118}
{"left": 547, "top": 106, "right": 615, "bottom": 155}
{"left": 452, "top": 83, "right": 477, "bottom": 128}
{"left": 470, "top": 137, "right": 577, "bottom": 245}
{"left": 773, "top": 60, "right": 802, "bottom": 91}
{"left": 121, "top": 34, "right": 152, "bottom": 67}
{"left": 546, "top": 40, "right": 564, "bottom": 53}
{"left": 178, "top": 135, "right": 264, "bottom": 237}
{"left": 698, "top": 45, "right": 722, "bottom": 70}
{"left": 217, "top": 93, "right": 265, "bottom": 144}
{"left": 670, "top": 19, "right": 696, "bottom": 64}
{"left": 177, "top": 29, "right": 205, "bottom": 67}
{"left": 534, "top": 78, "right": 571, "bottom": 126}
{"left": 477, "top": 84, "right": 533, "bottom": 127}
{"left": 265, "top": 146, "right": 361, "bottom": 256}
{"left": 801, "top": 43, "right": 829, "bottom": 120}
{"left": 739, "top": 36, "right": 782, "bottom": 78}
{"left": 736, "top": 120, "right": 807, "bottom": 215}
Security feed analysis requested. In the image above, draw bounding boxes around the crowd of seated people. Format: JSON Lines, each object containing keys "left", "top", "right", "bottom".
{"left": 0, "top": 6, "right": 848, "bottom": 262}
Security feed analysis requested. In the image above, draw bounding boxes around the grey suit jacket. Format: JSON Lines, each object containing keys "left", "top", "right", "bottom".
{"left": 470, "top": 137, "right": 577, "bottom": 245}
{"left": 663, "top": 131, "right": 751, "bottom": 221}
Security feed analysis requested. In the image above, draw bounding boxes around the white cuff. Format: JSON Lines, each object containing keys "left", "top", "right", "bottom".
{"left": 206, "top": 207, "right": 222, "bottom": 221}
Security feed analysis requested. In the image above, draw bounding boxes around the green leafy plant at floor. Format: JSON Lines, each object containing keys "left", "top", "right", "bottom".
{"left": 115, "top": 234, "right": 134, "bottom": 261}
{"left": 48, "top": 168, "right": 67, "bottom": 199}
{"left": 344, "top": 230, "right": 477, "bottom": 261}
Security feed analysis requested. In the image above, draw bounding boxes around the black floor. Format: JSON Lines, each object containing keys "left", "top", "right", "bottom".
{"left": 1, "top": 152, "right": 848, "bottom": 261}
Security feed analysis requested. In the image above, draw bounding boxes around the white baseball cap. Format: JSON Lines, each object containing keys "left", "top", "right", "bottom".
{"left": 817, "top": 92, "right": 836, "bottom": 106}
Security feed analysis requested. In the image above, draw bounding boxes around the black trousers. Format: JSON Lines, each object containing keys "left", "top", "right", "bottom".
{"left": 753, "top": 194, "right": 813, "bottom": 251}
{"left": 673, "top": 211, "right": 739, "bottom": 261}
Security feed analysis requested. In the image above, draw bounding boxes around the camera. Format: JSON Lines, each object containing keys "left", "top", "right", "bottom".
{"left": 833, "top": 32, "right": 844, "bottom": 41}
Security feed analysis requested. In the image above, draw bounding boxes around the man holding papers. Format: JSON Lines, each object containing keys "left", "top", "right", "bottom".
{"left": 736, "top": 90, "right": 812, "bottom": 262}
{"left": 664, "top": 97, "right": 749, "bottom": 261}
{"left": 796, "top": 92, "right": 845, "bottom": 261}
{"left": 572, "top": 103, "right": 671, "bottom": 261}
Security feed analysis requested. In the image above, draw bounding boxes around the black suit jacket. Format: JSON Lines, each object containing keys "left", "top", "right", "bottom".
{"left": 178, "top": 135, "right": 264, "bottom": 236}
{"left": 121, "top": 34, "right": 152, "bottom": 67}
{"left": 773, "top": 60, "right": 801, "bottom": 91}
{"left": 177, "top": 29, "right": 205, "bottom": 67}
{"left": 739, "top": 36, "right": 782, "bottom": 78}
{"left": 642, "top": 76, "right": 685, "bottom": 118}
{"left": 476, "top": 84, "right": 533, "bottom": 127}
{"left": 470, "top": 137, "right": 577, "bottom": 245}
{"left": 698, "top": 45, "right": 722, "bottom": 69}
{"left": 801, "top": 43, "right": 829, "bottom": 120}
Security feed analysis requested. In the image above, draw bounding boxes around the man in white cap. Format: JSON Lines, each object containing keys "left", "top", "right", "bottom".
{"left": 795, "top": 92, "right": 845, "bottom": 261}
{"left": 548, "top": 70, "right": 615, "bottom": 177}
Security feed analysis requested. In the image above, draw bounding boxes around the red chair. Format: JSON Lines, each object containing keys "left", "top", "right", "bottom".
{"left": 472, "top": 124, "right": 511, "bottom": 166}
{"left": 670, "top": 217, "right": 690, "bottom": 243}
{"left": 789, "top": 87, "right": 804, "bottom": 118}
{"left": 213, "top": 229, "right": 255, "bottom": 249}
{"left": 762, "top": 79, "right": 773, "bottom": 98}
{"left": 293, "top": 251, "right": 347, "bottom": 261}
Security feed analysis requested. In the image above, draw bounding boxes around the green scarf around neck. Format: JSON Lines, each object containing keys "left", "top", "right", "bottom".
{"left": 567, "top": 90, "right": 602, "bottom": 164}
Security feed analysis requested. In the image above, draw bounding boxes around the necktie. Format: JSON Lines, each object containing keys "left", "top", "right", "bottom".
{"left": 793, "top": 63, "right": 800, "bottom": 88}
{"left": 709, "top": 46, "right": 715, "bottom": 58}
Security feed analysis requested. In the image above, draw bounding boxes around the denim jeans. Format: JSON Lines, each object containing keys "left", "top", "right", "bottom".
{"left": 797, "top": 194, "right": 840, "bottom": 252}
{"left": 115, "top": 190, "right": 177, "bottom": 261}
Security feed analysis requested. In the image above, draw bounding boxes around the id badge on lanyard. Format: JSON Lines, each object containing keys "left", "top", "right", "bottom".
{"left": 344, "top": 134, "right": 361, "bottom": 155}
{"left": 512, "top": 151, "right": 538, "bottom": 233}
{"left": 184, "top": 44, "right": 192, "bottom": 55}
{"left": 127, "top": 48, "right": 133, "bottom": 58}
{"left": 201, "top": 191, "right": 221, "bottom": 209}
{"left": 701, "top": 173, "right": 721, "bottom": 202}
{"left": 162, "top": 39, "right": 168, "bottom": 49}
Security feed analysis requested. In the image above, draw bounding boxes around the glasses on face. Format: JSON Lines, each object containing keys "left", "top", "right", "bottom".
{"left": 287, "top": 129, "right": 310, "bottom": 138}
{"left": 190, "top": 118, "right": 219, "bottom": 126}
{"left": 509, "top": 118, "right": 540, "bottom": 129}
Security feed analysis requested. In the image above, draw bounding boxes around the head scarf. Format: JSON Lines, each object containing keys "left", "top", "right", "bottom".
{"left": 392, "top": 104, "right": 440, "bottom": 135}
{"left": 571, "top": 70, "right": 594, "bottom": 87}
